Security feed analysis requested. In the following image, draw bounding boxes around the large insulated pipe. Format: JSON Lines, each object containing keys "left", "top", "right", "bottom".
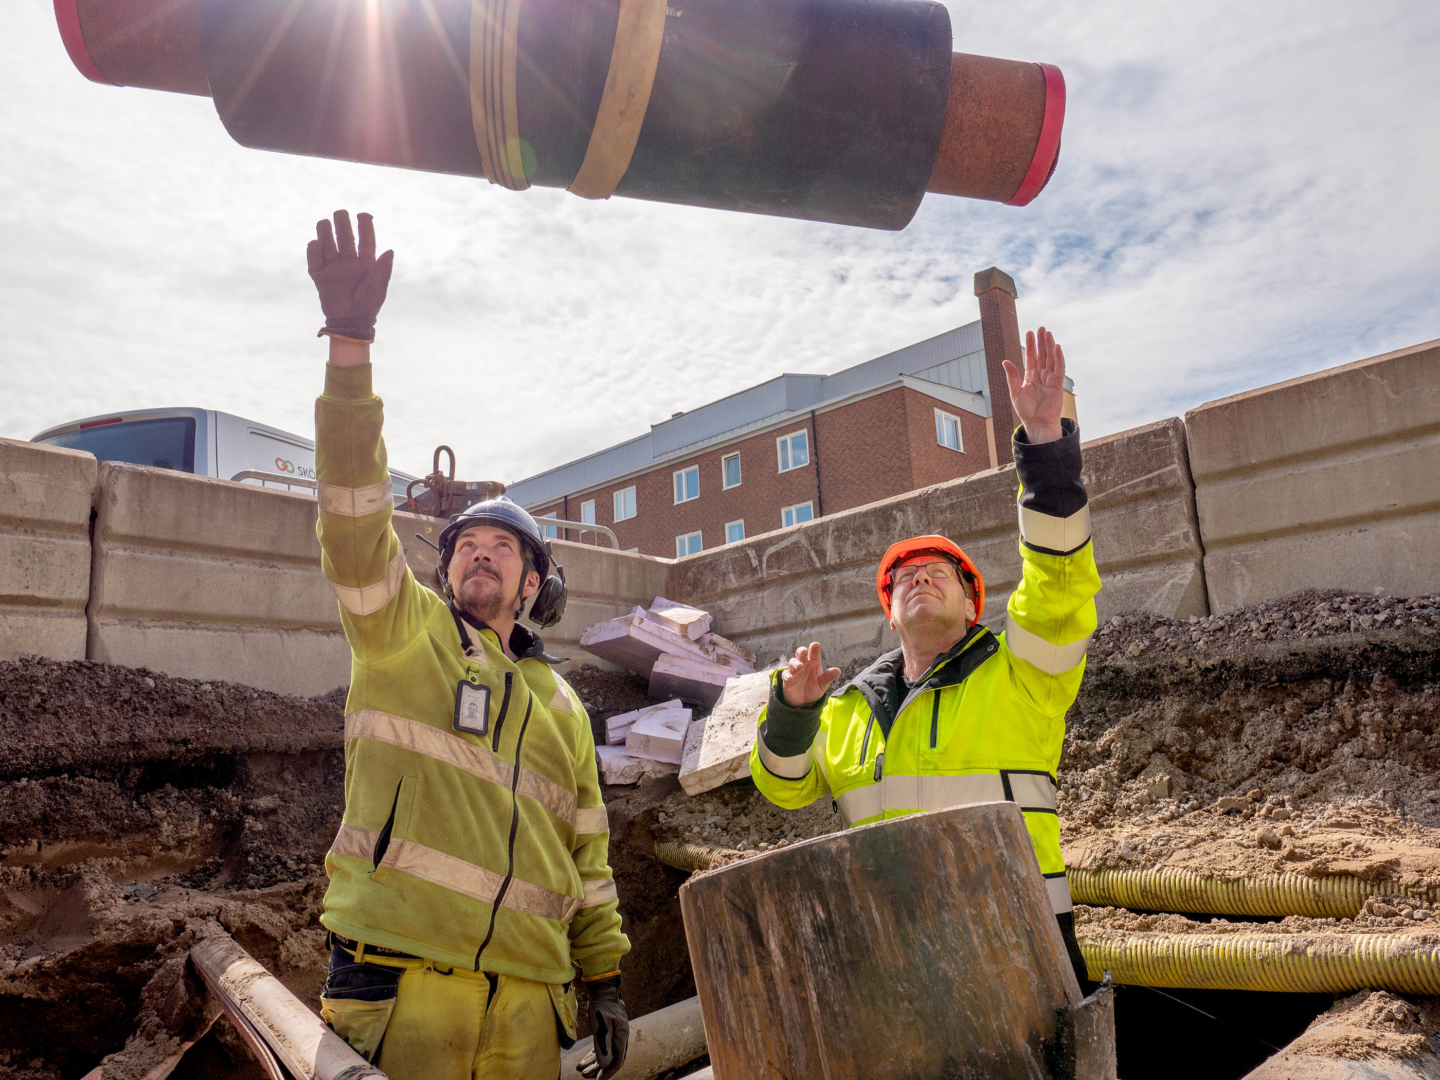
{"left": 53, "top": 0, "right": 1064, "bottom": 230}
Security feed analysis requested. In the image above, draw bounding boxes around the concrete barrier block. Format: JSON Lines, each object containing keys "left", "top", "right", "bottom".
{"left": 540, "top": 540, "right": 672, "bottom": 670}
{"left": 1187, "top": 339, "right": 1440, "bottom": 613}
{"left": 88, "top": 463, "right": 349, "bottom": 696}
{"left": 0, "top": 438, "right": 97, "bottom": 661}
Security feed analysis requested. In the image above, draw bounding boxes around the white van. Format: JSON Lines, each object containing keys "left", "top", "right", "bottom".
{"left": 32, "top": 407, "right": 417, "bottom": 499}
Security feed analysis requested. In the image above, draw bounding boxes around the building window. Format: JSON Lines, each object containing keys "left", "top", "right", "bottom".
{"left": 725, "top": 519, "right": 745, "bottom": 544}
{"left": 580, "top": 499, "right": 596, "bottom": 524}
{"left": 777, "top": 429, "right": 809, "bottom": 473}
{"left": 781, "top": 501, "right": 814, "bottom": 528}
{"left": 673, "top": 465, "right": 700, "bottom": 504}
{"left": 935, "top": 410, "right": 963, "bottom": 452}
{"left": 722, "top": 452, "right": 742, "bottom": 489}
{"left": 613, "top": 486, "right": 637, "bottom": 521}
{"left": 676, "top": 531, "right": 703, "bottom": 557}
{"left": 540, "top": 522, "right": 559, "bottom": 539}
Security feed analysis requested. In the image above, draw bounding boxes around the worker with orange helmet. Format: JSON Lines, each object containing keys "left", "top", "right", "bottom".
{"left": 749, "top": 326, "right": 1100, "bottom": 986}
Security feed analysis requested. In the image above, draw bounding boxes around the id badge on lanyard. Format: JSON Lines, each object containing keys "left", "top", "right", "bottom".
{"left": 454, "top": 674, "right": 490, "bottom": 736}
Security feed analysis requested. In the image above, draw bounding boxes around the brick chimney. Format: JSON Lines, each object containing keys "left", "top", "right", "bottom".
{"left": 974, "top": 266, "right": 1022, "bottom": 466}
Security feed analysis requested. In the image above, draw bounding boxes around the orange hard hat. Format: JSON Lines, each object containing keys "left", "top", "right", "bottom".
{"left": 876, "top": 535, "right": 985, "bottom": 624}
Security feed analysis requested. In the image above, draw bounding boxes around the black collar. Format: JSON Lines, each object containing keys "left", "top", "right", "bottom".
{"left": 836, "top": 624, "right": 999, "bottom": 740}
{"left": 450, "top": 607, "right": 565, "bottom": 666}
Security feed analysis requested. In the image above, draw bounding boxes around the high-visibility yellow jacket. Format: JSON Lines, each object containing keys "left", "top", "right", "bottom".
{"left": 749, "top": 420, "right": 1099, "bottom": 914}
{"left": 313, "top": 363, "right": 628, "bottom": 984}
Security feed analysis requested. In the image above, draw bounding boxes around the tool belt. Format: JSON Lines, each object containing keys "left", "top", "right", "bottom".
{"left": 329, "top": 932, "right": 422, "bottom": 961}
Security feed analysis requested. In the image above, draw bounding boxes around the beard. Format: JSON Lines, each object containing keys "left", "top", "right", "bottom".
{"left": 456, "top": 562, "right": 524, "bottom": 625}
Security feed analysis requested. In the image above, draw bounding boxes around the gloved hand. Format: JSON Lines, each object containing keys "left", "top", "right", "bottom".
{"left": 576, "top": 976, "right": 629, "bottom": 1079}
{"left": 307, "top": 210, "right": 395, "bottom": 342}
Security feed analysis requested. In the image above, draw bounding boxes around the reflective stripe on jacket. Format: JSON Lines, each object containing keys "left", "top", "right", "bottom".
{"left": 314, "top": 363, "right": 628, "bottom": 983}
{"left": 749, "top": 419, "right": 1098, "bottom": 915}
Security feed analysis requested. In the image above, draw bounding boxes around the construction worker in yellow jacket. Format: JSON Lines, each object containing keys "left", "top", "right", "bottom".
{"left": 749, "top": 325, "right": 1099, "bottom": 985}
{"left": 304, "top": 210, "right": 630, "bottom": 1080}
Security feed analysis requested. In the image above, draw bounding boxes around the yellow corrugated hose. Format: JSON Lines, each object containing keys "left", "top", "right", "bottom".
{"left": 658, "top": 842, "right": 1440, "bottom": 994}
{"left": 1080, "top": 930, "right": 1440, "bottom": 994}
{"left": 1069, "top": 866, "right": 1439, "bottom": 919}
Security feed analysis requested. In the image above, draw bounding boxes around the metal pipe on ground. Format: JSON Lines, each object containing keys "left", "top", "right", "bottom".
{"left": 188, "top": 932, "right": 386, "bottom": 1080}
{"left": 559, "top": 995, "right": 707, "bottom": 1080}
{"left": 53, "top": 0, "right": 1063, "bottom": 230}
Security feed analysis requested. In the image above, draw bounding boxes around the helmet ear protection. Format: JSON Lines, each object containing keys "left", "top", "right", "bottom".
{"left": 526, "top": 554, "right": 567, "bottom": 629}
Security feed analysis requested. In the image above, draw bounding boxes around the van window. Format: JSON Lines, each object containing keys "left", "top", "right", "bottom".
{"left": 40, "top": 417, "right": 196, "bottom": 473}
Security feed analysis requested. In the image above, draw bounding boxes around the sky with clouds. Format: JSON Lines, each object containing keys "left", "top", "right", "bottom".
{"left": 2, "top": 0, "right": 1436, "bottom": 487}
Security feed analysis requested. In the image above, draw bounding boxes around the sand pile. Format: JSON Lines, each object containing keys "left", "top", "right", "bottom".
{"left": 1256, "top": 990, "right": 1440, "bottom": 1069}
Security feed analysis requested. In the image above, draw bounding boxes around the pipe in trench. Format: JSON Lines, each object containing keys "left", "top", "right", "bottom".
{"left": 1081, "top": 930, "right": 1440, "bottom": 996}
{"left": 560, "top": 995, "right": 707, "bottom": 1080}
{"left": 1069, "top": 866, "right": 1440, "bottom": 920}
{"left": 658, "top": 844, "right": 1440, "bottom": 922}
{"left": 53, "top": 0, "right": 1065, "bottom": 230}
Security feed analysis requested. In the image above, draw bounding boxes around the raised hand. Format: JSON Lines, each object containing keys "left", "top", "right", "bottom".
{"left": 780, "top": 642, "right": 842, "bottom": 708}
{"left": 1003, "top": 326, "right": 1066, "bottom": 445}
{"left": 307, "top": 210, "right": 395, "bottom": 343}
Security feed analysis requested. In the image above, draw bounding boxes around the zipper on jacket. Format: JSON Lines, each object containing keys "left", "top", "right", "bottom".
{"left": 371, "top": 779, "right": 404, "bottom": 868}
{"left": 490, "top": 672, "right": 514, "bottom": 750}
{"left": 859, "top": 715, "right": 876, "bottom": 766}
{"left": 873, "top": 751, "right": 885, "bottom": 782}
{"left": 474, "top": 693, "right": 534, "bottom": 971}
{"left": 929, "top": 691, "right": 942, "bottom": 750}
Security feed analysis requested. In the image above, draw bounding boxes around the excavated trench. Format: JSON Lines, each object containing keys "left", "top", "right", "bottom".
{"left": 0, "top": 660, "right": 697, "bottom": 1079}
{"left": 3, "top": 589, "right": 1440, "bottom": 1078}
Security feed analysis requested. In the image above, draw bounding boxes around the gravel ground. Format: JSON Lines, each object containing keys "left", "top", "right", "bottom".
{"left": 1089, "top": 590, "right": 1440, "bottom": 665}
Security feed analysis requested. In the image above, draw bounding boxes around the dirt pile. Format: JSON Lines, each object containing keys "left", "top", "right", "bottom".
{"left": 1089, "top": 590, "right": 1440, "bottom": 662}
{"left": 1063, "top": 591, "right": 1440, "bottom": 895}
{"left": 567, "top": 664, "right": 654, "bottom": 721}
{"left": 0, "top": 657, "right": 704, "bottom": 1077}
{"left": 1268, "top": 990, "right": 1440, "bottom": 1065}
{"left": 0, "top": 658, "right": 344, "bottom": 1079}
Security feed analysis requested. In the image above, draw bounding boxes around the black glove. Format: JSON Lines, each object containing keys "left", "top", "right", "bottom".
{"left": 307, "top": 210, "right": 394, "bottom": 342}
{"left": 576, "top": 976, "right": 629, "bottom": 1079}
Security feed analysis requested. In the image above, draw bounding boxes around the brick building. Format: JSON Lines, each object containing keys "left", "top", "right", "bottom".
{"left": 507, "top": 268, "right": 1073, "bottom": 557}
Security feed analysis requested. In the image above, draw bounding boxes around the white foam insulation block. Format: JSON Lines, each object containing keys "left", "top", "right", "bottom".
{"left": 679, "top": 667, "right": 777, "bottom": 796}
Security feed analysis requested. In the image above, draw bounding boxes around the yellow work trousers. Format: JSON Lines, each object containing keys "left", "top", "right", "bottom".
{"left": 320, "top": 952, "right": 567, "bottom": 1080}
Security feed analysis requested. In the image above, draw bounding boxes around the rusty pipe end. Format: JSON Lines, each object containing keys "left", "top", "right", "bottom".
{"left": 927, "top": 53, "right": 1065, "bottom": 205}
{"left": 54, "top": 0, "right": 211, "bottom": 97}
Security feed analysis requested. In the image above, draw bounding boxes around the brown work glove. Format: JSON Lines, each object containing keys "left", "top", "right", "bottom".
{"left": 576, "top": 976, "right": 629, "bottom": 1080}
{"left": 307, "top": 210, "right": 394, "bottom": 342}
